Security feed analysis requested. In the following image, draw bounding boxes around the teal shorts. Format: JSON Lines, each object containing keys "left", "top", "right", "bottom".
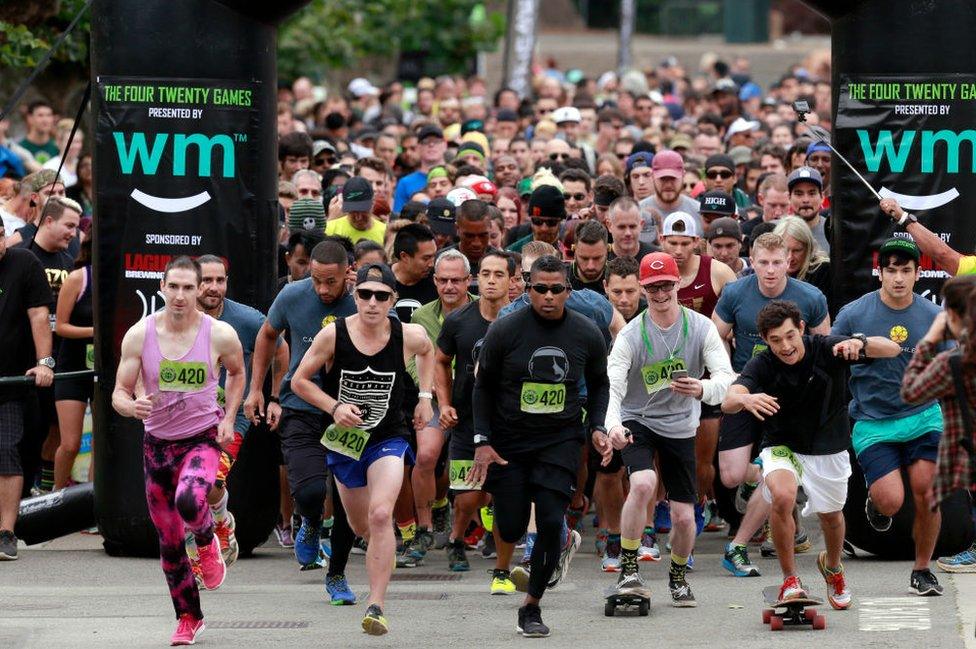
{"left": 851, "top": 403, "right": 943, "bottom": 457}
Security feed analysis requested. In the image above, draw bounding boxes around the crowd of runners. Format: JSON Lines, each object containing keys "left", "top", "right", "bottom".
{"left": 2, "top": 51, "right": 976, "bottom": 646}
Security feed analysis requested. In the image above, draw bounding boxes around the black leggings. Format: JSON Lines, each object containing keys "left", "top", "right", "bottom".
{"left": 327, "top": 475, "right": 354, "bottom": 577}
{"left": 494, "top": 486, "right": 570, "bottom": 599}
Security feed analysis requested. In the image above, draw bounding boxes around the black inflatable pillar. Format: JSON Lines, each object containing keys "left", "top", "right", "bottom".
{"left": 90, "top": 0, "right": 307, "bottom": 556}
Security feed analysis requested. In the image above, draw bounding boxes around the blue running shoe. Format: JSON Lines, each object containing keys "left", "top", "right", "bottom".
{"left": 326, "top": 574, "right": 357, "bottom": 605}
{"left": 522, "top": 532, "right": 537, "bottom": 564}
{"left": 694, "top": 502, "right": 705, "bottom": 536}
{"left": 936, "top": 542, "right": 976, "bottom": 573}
{"left": 295, "top": 517, "right": 322, "bottom": 568}
{"left": 320, "top": 536, "right": 332, "bottom": 560}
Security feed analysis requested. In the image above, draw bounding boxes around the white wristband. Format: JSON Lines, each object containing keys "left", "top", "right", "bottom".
{"left": 418, "top": 391, "right": 433, "bottom": 400}
{"left": 897, "top": 213, "right": 911, "bottom": 226}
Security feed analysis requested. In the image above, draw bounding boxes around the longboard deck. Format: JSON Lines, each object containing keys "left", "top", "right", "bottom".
{"left": 604, "top": 585, "right": 651, "bottom": 617}
{"left": 605, "top": 585, "right": 651, "bottom": 600}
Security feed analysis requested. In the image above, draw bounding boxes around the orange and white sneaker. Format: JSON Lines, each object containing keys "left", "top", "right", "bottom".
{"left": 214, "top": 511, "right": 239, "bottom": 567}
{"left": 818, "top": 550, "right": 852, "bottom": 609}
{"left": 778, "top": 574, "right": 808, "bottom": 601}
{"left": 190, "top": 558, "right": 204, "bottom": 588}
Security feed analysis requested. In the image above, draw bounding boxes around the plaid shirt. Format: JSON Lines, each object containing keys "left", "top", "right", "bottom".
{"left": 901, "top": 340, "right": 976, "bottom": 504}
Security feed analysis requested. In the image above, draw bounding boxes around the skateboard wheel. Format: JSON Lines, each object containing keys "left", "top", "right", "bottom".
{"left": 770, "top": 616, "right": 784, "bottom": 631}
{"left": 762, "top": 609, "right": 774, "bottom": 624}
{"left": 804, "top": 609, "right": 817, "bottom": 622}
{"left": 604, "top": 603, "right": 615, "bottom": 617}
{"left": 639, "top": 600, "right": 650, "bottom": 616}
{"left": 813, "top": 615, "right": 826, "bottom": 630}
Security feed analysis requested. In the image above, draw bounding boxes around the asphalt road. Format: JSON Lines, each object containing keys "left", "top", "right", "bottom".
{"left": 2, "top": 521, "right": 974, "bottom": 648}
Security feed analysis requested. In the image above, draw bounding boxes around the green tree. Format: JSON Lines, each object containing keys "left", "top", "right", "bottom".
{"left": 277, "top": 0, "right": 504, "bottom": 82}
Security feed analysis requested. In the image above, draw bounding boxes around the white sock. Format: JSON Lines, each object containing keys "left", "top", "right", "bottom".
{"left": 211, "top": 491, "right": 229, "bottom": 525}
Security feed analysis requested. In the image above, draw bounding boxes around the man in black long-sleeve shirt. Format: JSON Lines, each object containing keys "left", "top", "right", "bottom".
{"left": 468, "top": 255, "right": 609, "bottom": 638}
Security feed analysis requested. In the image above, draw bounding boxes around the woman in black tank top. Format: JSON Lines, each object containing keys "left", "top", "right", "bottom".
{"left": 321, "top": 315, "right": 409, "bottom": 447}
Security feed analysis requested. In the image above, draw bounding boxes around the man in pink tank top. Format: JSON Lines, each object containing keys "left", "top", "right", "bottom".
{"left": 112, "top": 256, "right": 245, "bottom": 646}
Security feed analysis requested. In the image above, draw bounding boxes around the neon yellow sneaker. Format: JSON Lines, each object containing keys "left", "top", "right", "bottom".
{"left": 361, "top": 604, "right": 388, "bottom": 635}
{"left": 490, "top": 568, "right": 516, "bottom": 595}
{"left": 480, "top": 506, "right": 494, "bottom": 533}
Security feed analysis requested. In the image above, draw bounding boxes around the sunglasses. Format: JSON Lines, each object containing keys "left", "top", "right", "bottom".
{"left": 563, "top": 192, "right": 587, "bottom": 201}
{"left": 616, "top": 153, "right": 629, "bottom": 160}
{"left": 434, "top": 276, "right": 468, "bottom": 285}
{"left": 549, "top": 153, "right": 571, "bottom": 161}
{"left": 529, "top": 283, "right": 568, "bottom": 295}
{"left": 356, "top": 288, "right": 393, "bottom": 302}
{"left": 683, "top": 183, "right": 697, "bottom": 190}
{"left": 706, "top": 169, "right": 734, "bottom": 180}
{"left": 314, "top": 156, "right": 335, "bottom": 165}
{"left": 644, "top": 282, "right": 677, "bottom": 294}
{"left": 531, "top": 217, "right": 562, "bottom": 227}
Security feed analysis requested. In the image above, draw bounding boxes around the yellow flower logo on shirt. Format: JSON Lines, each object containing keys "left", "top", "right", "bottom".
{"left": 321, "top": 314, "right": 337, "bottom": 328}
{"left": 890, "top": 325, "right": 908, "bottom": 344}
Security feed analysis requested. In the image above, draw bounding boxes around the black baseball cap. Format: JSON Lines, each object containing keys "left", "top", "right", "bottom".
{"left": 787, "top": 166, "right": 824, "bottom": 191}
{"left": 878, "top": 237, "right": 920, "bottom": 263}
{"left": 426, "top": 198, "right": 457, "bottom": 237}
{"left": 342, "top": 176, "right": 374, "bottom": 212}
{"left": 705, "top": 217, "right": 742, "bottom": 242}
{"left": 698, "top": 190, "right": 736, "bottom": 216}
{"left": 528, "top": 185, "right": 567, "bottom": 220}
{"left": 705, "top": 154, "right": 735, "bottom": 172}
{"left": 417, "top": 124, "right": 444, "bottom": 142}
{"left": 496, "top": 108, "right": 518, "bottom": 123}
{"left": 355, "top": 263, "right": 397, "bottom": 290}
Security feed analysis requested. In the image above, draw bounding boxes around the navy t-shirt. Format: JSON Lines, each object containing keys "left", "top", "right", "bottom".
{"left": 832, "top": 291, "right": 943, "bottom": 421}
{"left": 714, "top": 275, "right": 828, "bottom": 372}
{"left": 218, "top": 298, "right": 271, "bottom": 433}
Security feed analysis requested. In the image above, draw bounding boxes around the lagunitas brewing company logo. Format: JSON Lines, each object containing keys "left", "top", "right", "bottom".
{"left": 99, "top": 78, "right": 254, "bottom": 215}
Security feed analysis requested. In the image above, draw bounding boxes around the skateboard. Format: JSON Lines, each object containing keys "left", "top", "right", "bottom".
{"left": 604, "top": 585, "right": 650, "bottom": 617}
{"left": 761, "top": 585, "right": 826, "bottom": 631}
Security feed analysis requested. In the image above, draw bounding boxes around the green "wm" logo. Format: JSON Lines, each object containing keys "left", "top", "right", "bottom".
{"left": 112, "top": 132, "right": 235, "bottom": 178}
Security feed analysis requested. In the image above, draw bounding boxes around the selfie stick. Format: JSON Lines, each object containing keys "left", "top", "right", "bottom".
{"left": 794, "top": 106, "right": 883, "bottom": 201}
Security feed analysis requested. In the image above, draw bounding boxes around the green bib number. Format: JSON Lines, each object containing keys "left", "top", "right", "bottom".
{"left": 85, "top": 344, "right": 95, "bottom": 370}
{"left": 321, "top": 424, "right": 371, "bottom": 460}
{"left": 520, "top": 382, "right": 566, "bottom": 414}
{"left": 449, "top": 459, "right": 481, "bottom": 490}
{"left": 641, "top": 357, "right": 687, "bottom": 394}
{"left": 158, "top": 360, "right": 208, "bottom": 392}
{"left": 769, "top": 445, "right": 802, "bottom": 477}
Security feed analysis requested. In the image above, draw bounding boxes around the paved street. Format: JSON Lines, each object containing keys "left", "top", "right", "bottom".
{"left": 2, "top": 521, "right": 974, "bottom": 648}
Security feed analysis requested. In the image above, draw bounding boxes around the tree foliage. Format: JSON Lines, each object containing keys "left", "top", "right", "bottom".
{"left": 0, "top": 0, "right": 90, "bottom": 70}
{"left": 277, "top": 0, "right": 505, "bottom": 82}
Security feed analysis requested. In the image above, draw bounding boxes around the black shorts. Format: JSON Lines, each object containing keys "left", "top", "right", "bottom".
{"left": 449, "top": 426, "right": 475, "bottom": 463}
{"left": 484, "top": 438, "right": 581, "bottom": 499}
{"left": 278, "top": 407, "right": 328, "bottom": 493}
{"left": 700, "top": 402, "right": 722, "bottom": 420}
{"left": 620, "top": 421, "right": 697, "bottom": 503}
{"left": 586, "top": 438, "right": 623, "bottom": 474}
{"left": 0, "top": 400, "right": 25, "bottom": 476}
{"left": 54, "top": 374, "right": 94, "bottom": 402}
{"left": 717, "top": 410, "right": 762, "bottom": 453}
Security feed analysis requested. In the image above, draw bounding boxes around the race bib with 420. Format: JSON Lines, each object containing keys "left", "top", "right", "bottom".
{"left": 158, "top": 360, "right": 208, "bottom": 392}
{"left": 449, "top": 459, "right": 482, "bottom": 490}
{"left": 641, "top": 357, "right": 686, "bottom": 394}
{"left": 520, "top": 382, "right": 566, "bottom": 414}
{"left": 321, "top": 424, "right": 371, "bottom": 460}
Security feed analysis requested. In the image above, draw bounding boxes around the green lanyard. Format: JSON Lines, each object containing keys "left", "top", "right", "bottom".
{"left": 641, "top": 307, "right": 689, "bottom": 360}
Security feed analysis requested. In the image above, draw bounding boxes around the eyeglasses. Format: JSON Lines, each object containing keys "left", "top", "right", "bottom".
{"left": 563, "top": 192, "right": 587, "bottom": 201}
{"left": 531, "top": 217, "right": 562, "bottom": 227}
{"left": 529, "top": 283, "right": 568, "bottom": 295}
{"left": 549, "top": 153, "right": 571, "bottom": 161}
{"left": 356, "top": 288, "right": 393, "bottom": 302}
{"left": 644, "top": 282, "right": 677, "bottom": 294}
{"left": 298, "top": 188, "right": 322, "bottom": 198}
{"left": 434, "top": 276, "right": 469, "bottom": 285}
{"left": 706, "top": 169, "right": 734, "bottom": 180}
{"left": 683, "top": 183, "right": 697, "bottom": 190}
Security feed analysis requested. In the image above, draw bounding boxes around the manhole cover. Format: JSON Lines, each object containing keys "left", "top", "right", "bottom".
{"left": 390, "top": 573, "right": 463, "bottom": 582}
{"left": 207, "top": 621, "right": 310, "bottom": 629}
{"left": 385, "top": 592, "right": 450, "bottom": 600}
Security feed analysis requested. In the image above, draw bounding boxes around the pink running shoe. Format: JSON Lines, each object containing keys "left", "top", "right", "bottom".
{"left": 197, "top": 535, "right": 227, "bottom": 590}
{"left": 170, "top": 613, "right": 205, "bottom": 646}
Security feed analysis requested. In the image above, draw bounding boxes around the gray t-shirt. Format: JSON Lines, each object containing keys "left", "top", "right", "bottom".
{"left": 638, "top": 194, "right": 701, "bottom": 245}
{"left": 811, "top": 217, "right": 830, "bottom": 254}
{"left": 606, "top": 307, "right": 732, "bottom": 438}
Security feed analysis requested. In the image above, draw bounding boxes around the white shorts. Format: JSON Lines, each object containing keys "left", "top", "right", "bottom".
{"left": 760, "top": 446, "right": 851, "bottom": 516}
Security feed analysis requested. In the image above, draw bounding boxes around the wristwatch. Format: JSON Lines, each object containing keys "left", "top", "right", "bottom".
{"left": 268, "top": 396, "right": 280, "bottom": 404}
{"left": 592, "top": 425, "right": 608, "bottom": 436}
{"left": 851, "top": 333, "right": 868, "bottom": 358}
{"left": 897, "top": 212, "right": 918, "bottom": 227}
{"left": 473, "top": 434, "right": 490, "bottom": 447}
{"left": 38, "top": 356, "right": 55, "bottom": 370}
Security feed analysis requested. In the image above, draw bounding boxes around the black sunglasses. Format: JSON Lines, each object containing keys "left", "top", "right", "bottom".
{"left": 706, "top": 169, "right": 734, "bottom": 180}
{"left": 356, "top": 288, "right": 393, "bottom": 302}
{"left": 529, "top": 283, "right": 568, "bottom": 295}
{"left": 531, "top": 217, "right": 562, "bottom": 227}
{"left": 563, "top": 192, "right": 586, "bottom": 201}
{"left": 549, "top": 153, "right": 571, "bottom": 161}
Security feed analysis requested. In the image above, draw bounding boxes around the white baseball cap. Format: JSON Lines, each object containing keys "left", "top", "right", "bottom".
{"left": 551, "top": 106, "right": 581, "bottom": 124}
{"left": 347, "top": 77, "right": 379, "bottom": 98}
{"left": 661, "top": 211, "right": 701, "bottom": 238}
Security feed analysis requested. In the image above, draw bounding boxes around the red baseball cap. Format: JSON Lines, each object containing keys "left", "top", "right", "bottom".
{"left": 470, "top": 179, "right": 498, "bottom": 197}
{"left": 651, "top": 149, "right": 684, "bottom": 179}
{"left": 639, "top": 252, "right": 680, "bottom": 286}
